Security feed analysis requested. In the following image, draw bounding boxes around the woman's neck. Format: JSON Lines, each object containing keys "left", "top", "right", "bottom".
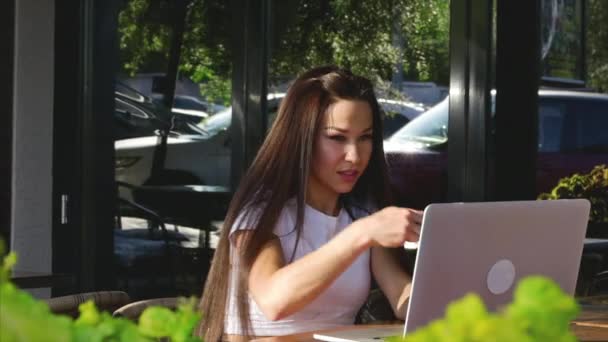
{"left": 305, "top": 190, "right": 340, "bottom": 216}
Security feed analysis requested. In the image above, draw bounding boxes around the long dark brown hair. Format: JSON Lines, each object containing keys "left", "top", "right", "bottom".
{"left": 197, "top": 65, "right": 393, "bottom": 341}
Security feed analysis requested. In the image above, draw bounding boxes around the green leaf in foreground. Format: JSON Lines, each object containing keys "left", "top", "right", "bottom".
{"left": 506, "top": 276, "right": 579, "bottom": 342}
{"left": 138, "top": 297, "right": 202, "bottom": 342}
{"left": 387, "top": 276, "right": 579, "bottom": 342}
{"left": 0, "top": 247, "right": 203, "bottom": 342}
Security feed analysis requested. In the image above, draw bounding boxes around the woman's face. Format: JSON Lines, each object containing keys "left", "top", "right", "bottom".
{"left": 308, "top": 99, "right": 374, "bottom": 203}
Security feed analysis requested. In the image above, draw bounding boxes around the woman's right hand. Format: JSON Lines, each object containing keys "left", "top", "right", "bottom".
{"left": 356, "top": 206, "right": 423, "bottom": 248}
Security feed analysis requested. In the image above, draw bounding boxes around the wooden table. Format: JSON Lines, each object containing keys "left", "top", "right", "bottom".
{"left": 251, "top": 304, "right": 608, "bottom": 341}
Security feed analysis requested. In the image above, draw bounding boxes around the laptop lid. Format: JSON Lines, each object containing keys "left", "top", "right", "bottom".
{"left": 314, "top": 199, "right": 590, "bottom": 341}
{"left": 403, "top": 199, "right": 590, "bottom": 334}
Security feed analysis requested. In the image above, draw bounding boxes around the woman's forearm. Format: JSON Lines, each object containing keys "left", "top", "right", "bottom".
{"left": 251, "top": 221, "right": 371, "bottom": 321}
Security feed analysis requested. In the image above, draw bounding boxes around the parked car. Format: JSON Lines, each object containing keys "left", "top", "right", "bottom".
{"left": 115, "top": 93, "right": 285, "bottom": 189}
{"left": 384, "top": 89, "right": 608, "bottom": 209}
{"left": 115, "top": 93, "right": 425, "bottom": 189}
{"left": 378, "top": 98, "right": 427, "bottom": 138}
{"left": 150, "top": 94, "right": 227, "bottom": 123}
{"left": 114, "top": 82, "right": 173, "bottom": 141}
{"left": 121, "top": 73, "right": 227, "bottom": 122}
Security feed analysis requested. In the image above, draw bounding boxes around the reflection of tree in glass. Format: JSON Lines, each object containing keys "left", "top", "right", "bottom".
{"left": 541, "top": 0, "right": 583, "bottom": 80}
{"left": 540, "top": 0, "right": 563, "bottom": 60}
{"left": 117, "top": 0, "right": 451, "bottom": 105}
{"left": 587, "top": 0, "right": 608, "bottom": 93}
{"left": 270, "top": 0, "right": 449, "bottom": 86}
{"left": 118, "top": 0, "right": 232, "bottom": 105}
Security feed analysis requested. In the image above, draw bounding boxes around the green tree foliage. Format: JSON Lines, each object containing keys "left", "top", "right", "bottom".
{"left": 270, "top": 1, "right": 400, "bottom": 82}
{"left": 396, "top": 0, "right": 450, "bottom": 84}
{"left": 117, "top": 0, "right": 232, "bottom": 105}
{"left": 116, "top": 0, "right": 451, "bottom": 104}
{"left": 117, "top": 0, "right": 608, "bottom": 99}
{"left": 270, "top": 0, "right": 449, "bottom": 85}
{"left": 178, "top": 0, "right": 232, "bottom": 105}
{"left": 587, "top": 0, "right": 608, "bottom": 92}
{"left": 541, "top": 0, "right": 584, "bottom": 80}
{"left": 118, "top": 0, "right": 173, "bottom": 75}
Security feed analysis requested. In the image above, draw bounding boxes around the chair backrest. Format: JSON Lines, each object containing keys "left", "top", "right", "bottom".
{"left": 44, "top": 291, "right": 131, "bottom": 318}
{"left": 113, "top": 297, "right": 198, "bottom": 321}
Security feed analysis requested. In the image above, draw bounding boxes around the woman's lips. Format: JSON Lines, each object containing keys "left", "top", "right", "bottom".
{"left": 338, "top": 170, "right": 359, "bottom": 182}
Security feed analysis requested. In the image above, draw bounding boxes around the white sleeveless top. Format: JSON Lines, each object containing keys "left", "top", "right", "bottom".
{"left": 224, "top": 199, "right": 371, "bottom": 336}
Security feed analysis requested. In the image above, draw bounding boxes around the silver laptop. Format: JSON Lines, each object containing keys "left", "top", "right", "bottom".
{"left": 314, "top": 199, "right": 590, "bottom": 342}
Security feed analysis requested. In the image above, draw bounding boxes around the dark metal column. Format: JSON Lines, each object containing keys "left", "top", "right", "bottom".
{"left": 494, "top": 0, "right": 540, "bottom": 200}
{"left": 447, "top": 0, "right": 493, "bottom": 202}
{"left": 0, "top": 0, "right": 14, "bottom": 246}
{"left": 230, "top": 0, "right": 270, "bottom": 190}
{"left": 53, "top": 0, "right": 83, "bottom": 295}
{"left": 78, "top": 0, "right": 121, "bottom": 291}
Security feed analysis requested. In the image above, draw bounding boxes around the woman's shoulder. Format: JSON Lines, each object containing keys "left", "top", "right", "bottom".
{"left": 229, "top": 198, "right": 296, "bottom": 237}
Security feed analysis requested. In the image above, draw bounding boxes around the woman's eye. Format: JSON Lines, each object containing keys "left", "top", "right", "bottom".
{"left": 328, "top": 135, "right": 346, "bottom": 142}
{"left": 359, "top": 134, "right": 373, "bottom": 141}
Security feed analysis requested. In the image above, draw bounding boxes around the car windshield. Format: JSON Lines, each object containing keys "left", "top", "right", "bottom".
{"left": 388, "top": 97, "right": 449, "bottom": 147}
{"left": 197, "top": 108, "right": 231, "bottom": 136}
{"left": 195, "top": 93, "right": 286, "bottom": 136}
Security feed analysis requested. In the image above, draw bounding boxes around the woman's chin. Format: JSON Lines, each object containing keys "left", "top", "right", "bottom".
{"left": 335, "top": 184, "right": 356, "bottom": 194}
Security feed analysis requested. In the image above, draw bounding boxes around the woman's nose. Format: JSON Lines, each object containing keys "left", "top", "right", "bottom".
{"left": 345, "top": 143, "right": 360, "bottom": 163}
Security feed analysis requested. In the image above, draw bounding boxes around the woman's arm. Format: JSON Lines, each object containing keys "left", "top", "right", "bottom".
{"left": 236, "top": 206, "right": 420, "bottom": 321}
{"left": 371, "top": 246, "right": 412, "bottom": 320}
{"left": 235, "top": 220, "right": 369, "bottom": 321}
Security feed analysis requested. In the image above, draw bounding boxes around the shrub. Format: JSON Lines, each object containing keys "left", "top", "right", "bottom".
{"left": 388, "top": 276, "right": 579, "bottom": 342}
{"left": 538, "top": 164, "right": 608, "bottom": 224}
{"left": 0, "top": 240, "right": 203, "bottom": 342}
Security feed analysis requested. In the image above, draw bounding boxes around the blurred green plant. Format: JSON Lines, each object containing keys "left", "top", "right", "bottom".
{"left": 387, "top": 276, "right": 580, "bottom": 342}
{"left": 0, "top": 240, "right": 203, "bottom": 342}
{"left": 538, "top": 164, "right": 608, "bottom": 224}
{"left": 2, "top": 240, "right": 582, "bottom": 341}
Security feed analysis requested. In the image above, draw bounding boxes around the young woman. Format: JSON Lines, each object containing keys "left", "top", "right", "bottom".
{"left": 197, "top": 66, "right": 421, "bottom": 341}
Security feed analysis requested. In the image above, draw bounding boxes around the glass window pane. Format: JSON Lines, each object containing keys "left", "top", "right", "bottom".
{"left": 538, "top": 100, "right": 566, "bottom": 153}
{"left": 576, "top": 102, "right": 608, "bottom": 152}
{"left": 113, "top": 0, "right": 231, "bottom": 299}
{"left": 538, "top": 0, "right": 608, "bottom": 300}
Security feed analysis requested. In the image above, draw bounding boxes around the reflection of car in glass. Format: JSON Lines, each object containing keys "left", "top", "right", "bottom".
{"left": 151, "top": 94, "right": 227, "bottom": 123}
{"left": 194, "top": 94, "right": 426, "bottom": 138}
{"left": 384, "top": 90, "right": 608, "bottom": 209}
{"left": 115, "top": 94, "right": 285, "bottom": 189}
{"left": 114, "top": 82, "right": 173, "bottom": 140}
{"left": 378, "top": 98, "right": 427, "bottom": 138}
{"left": 116, "top": 92, "right": 425, "bottom": 189}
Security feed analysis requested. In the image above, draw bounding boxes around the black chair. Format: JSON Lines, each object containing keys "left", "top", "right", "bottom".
{"left": 115, "top": 179, "right": 220, "bottom": 297}
{"left": 355, "top": 288, "right": 400, "bottom": 325}
{"left": 114, "top": 181, "right": 183, "bottom": 298}
{"left": 588, "top": 270, "right": 608, "bottom": 296}
{"left": 124, "top": 172, "right": 230, "bottom": 291}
